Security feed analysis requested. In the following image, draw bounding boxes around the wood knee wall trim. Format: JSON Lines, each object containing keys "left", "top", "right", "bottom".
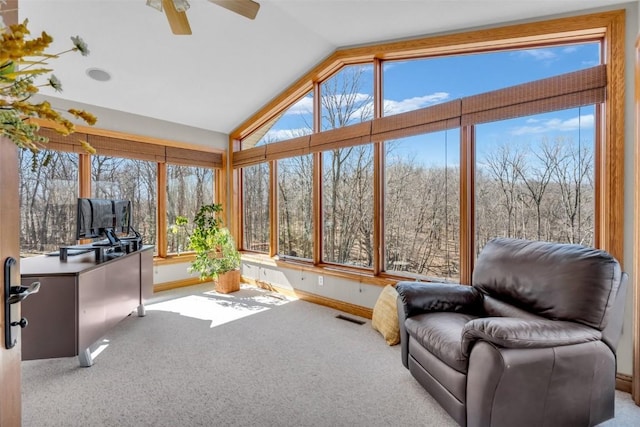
{"left": 616, "top": 374, "right": 632, "bottom": 393}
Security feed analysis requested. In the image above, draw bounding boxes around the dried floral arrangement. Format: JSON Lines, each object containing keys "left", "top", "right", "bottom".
{"left": 1, "top": 6, "right": 97, "bottom": 156}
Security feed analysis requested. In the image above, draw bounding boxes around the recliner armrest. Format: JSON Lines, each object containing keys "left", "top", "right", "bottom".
{"left": 395, "top": 281, "right": 483, "bottom": 319}
{"left": 461, "top": 317, "right": 602, "bottom": 357}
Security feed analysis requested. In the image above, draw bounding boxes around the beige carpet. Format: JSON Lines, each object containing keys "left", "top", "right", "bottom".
{"left": 21, "top": 283, "right": 640, "bottom": 426}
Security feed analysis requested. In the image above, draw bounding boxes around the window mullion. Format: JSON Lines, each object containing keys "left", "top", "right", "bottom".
{"left": 157, "top": 162, "right": 167, "bottom": 258}
{"left": 78, "top": 153, "right": 91, "bottom": 198}
{"left": 460, "top": 125, "right": 475, "bottom": 285}
{"left": 269, "top": 160, "right": 278, "bottom": 258}
{"left": 373, "top": 58, "right": 384, "bottom": 275}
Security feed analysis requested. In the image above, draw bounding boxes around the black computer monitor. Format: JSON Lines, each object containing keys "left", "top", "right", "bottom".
{"left": 76, "top": 198, "right": 131, "bottom": 245}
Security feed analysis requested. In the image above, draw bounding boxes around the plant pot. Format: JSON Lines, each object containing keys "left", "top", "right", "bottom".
{"left": 215, "top": 269, "right": 241, "bottom": 294}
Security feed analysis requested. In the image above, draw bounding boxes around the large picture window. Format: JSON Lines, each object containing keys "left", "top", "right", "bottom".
{"left": 166, "top": 165, "right": 214, "bottom": 254}
{"left": 19, "top": 150, "right": 78, "bottom": 254}
{"left": 91, "top": 156, "right": 157, "bottom": 246}
{"left": 277, "top": 155, "right": 313, "bottom": 259}
{"left": 17, "top": 128, "right": 222, "bottom": 259}
{"left": 382, "top": 43, "right": 600, "bottom": 117}
{"left": 475, "top": 107, "right": 595, "bottom": 251}
{"left": 243, "top": 163, "right": 270, "bottom": 253}
{"left": 233, "top": 11, "right": 622, "bottom": 285}
{"left": 321, "top": 65, "right": 374, "bottom": 130}
{"left": 384, "top": 131, "right": 460, "bottom": 281}
{"left": 323, "top": 145, "right": 374, "bottom": 268}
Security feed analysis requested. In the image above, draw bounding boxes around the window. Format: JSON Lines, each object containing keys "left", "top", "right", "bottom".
{"left": 166, "top": 164, "right": 214, "bottom": 254}
{"left": 232, "top": 11, "right": 623, "bottom": 284}
{"left": 475, "top": 107, "right": 595, "bottom": 250}
{"left": 91, "top": 155, "right": 157, "bottom": 245}
{"left": 382, "top": 43, "right": 600, "bottom": 117}
{"left": 246, "top": 91, "right": 314, "bottom": 148}
{"left": 243, "top": 163, "right": 270, "bottom": 253}
{"left": 16, "top": 126, "right": 222, "bottom": 259}
{"left": 277, "top": 155, "right": 313, "bottom": 259}
{"left": 384, "top": 131, "right": 460, "bottom": 281}
{"left": 321, "top": 65, "right": 374, "bottom": 130}
{"left": 19, "top": 150, "right": 78, "bottom": 255}
{"left": 322, "top": 144, "right": 374, "bottom": 267}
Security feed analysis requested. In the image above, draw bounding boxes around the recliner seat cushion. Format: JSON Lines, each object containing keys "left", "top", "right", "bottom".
{"left": 405, "top": 312, "right": 478, "bottom": 373}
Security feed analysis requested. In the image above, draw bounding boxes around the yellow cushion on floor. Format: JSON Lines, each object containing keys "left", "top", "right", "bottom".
{"left": 372, "top": 285, "right": 400, "bottom": 345}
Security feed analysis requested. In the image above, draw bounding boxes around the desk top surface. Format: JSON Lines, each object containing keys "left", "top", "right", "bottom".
{"left": 20, "top": 245, "right": 154, "bottom": 277}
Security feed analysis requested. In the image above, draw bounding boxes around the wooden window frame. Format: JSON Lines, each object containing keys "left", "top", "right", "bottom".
{"left": 32, "top": 123, "right": 222, "bottom": 259}
{"left": 232, "top": 10, "right": 624, "bottom": 275}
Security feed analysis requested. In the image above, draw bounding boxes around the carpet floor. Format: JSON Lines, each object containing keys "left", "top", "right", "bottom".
{"left": 21, "top": 283, "right": 640, "bottom": 427}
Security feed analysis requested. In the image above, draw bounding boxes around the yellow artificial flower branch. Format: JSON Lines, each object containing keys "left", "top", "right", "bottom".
{"left": 0, "top": 17, "right": 97, "bottom": 154}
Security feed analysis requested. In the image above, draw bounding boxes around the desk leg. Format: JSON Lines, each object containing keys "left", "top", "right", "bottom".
{"left": 137, "top": 304, "right": 146, "bottom": 317}
{"left": 78, "top": 348, "right": 93, "bottom": 367}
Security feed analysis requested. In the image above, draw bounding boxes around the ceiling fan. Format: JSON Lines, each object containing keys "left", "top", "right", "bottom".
{"left": 146, "top": 0, "right": 260, "bottom": 35}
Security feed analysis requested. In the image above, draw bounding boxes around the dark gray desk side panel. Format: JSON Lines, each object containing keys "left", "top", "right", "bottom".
{"left": 77, "top": 266, "right": 107, "bottom": 352}
{"left": 21, "top": 275, "right": 78, "bottom": 360}
{"left": 140, "top": 249, "right": 153, "bottom": 303}
{"left": 102, "top": 253, "right": 139, "bottom": 333}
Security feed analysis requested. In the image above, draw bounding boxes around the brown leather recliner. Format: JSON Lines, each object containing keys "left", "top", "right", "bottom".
{"left": 396, "top": 237, "right": 628, "bottom": 427}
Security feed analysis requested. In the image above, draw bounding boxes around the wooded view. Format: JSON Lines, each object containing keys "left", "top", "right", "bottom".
{"left": 167, "top": 165, "right": 214, "bottom": 253}
{"left": 242, "top": 66, "right": 594, "bottom": 281}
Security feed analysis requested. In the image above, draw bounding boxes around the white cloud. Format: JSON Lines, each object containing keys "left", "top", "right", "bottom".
{"left": 264, "top": 128, "right": 312, "bottom": 142}
{"left": 519, "top": 49, "right": 557, "bottom": 61}
{"left": 383, "top": 92, "right": 450, "bottom": 115}
{"left": 285, "top": 96, "right": 314, "bottom": 116}
{"left": 510, "top": 114, "right": 594, "bottom": 135}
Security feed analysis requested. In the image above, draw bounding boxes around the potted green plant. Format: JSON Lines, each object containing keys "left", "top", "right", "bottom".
{"left": 186, "top": 203, "right": 241, "bottom": 293}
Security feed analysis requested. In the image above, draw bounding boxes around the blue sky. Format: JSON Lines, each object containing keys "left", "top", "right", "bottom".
{"left": 258, "top": 41, "right": 600, "bottom": 164}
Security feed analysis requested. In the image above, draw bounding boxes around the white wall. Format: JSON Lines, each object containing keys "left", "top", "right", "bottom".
{"left": 241, "top": 260, "right": 382, "bottom": 309}
{"left": 154, "top": 261, "right": 199, "bottom": 284}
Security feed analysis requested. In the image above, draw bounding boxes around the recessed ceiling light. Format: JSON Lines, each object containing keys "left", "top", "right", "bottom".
{"left": 86, "top": 68, "right": 111, "bottom": 82}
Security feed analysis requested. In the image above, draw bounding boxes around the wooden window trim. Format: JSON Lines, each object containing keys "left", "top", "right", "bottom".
{"left": 157, "top": 163, "right": 167, "bottom": 258}
{"left": 36, "top": 123, "right": 223, "bottom": 167}
{"left": 230, "top": 10, "right": 622, "bottom": 142}
{"left": 231, "top": 9, "right": 625, "bottom": 278}
{"left": 234, "top": 65, "right": 606, "bottom": 169}
{"left": 34, "top": 123, "right": 222, "bottom": 258}
{"left": 632, "top": 34, "right": 640, "bottom": 406}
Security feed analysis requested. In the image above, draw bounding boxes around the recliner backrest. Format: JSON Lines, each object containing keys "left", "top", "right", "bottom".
{"left": 472, "top": 238, "right": 622, "bottom": 330}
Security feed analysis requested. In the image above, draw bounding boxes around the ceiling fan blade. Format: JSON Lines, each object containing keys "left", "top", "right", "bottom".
{"left": 209, "top": 0, "right": 260, "bottom": 20}
{"left": 163, "top": 0, "right": 192, "bottom": 35}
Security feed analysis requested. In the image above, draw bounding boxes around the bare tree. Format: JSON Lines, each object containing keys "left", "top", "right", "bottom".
{"left": 545, "top": 136, "right": 594, "bottom": 244}
{"left": 482, "top": 144, "right": 526, "bottom": 237}
{"left": 515, "top": 139, "right": 557, "bottom": 240}
{"left": 243, "top": 163, "right": 270, "bottom": 252}
{"left": 321, "top": 65, "right": 374, "bottom": 266}
{"left": 278, "top": 154, "right": 313, "bottom": 258}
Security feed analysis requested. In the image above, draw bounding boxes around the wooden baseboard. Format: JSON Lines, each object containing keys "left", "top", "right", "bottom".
{"left": 154, "top": 277, "right": 207, "bottom": 293}
{"left": 616, "top": 373, "right": 632, "bottom": 393}
{"left": 243, "top": 276, "right": 373, "bottom": 319}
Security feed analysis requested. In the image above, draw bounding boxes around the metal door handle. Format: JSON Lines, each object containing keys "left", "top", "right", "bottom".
{"left": 4, "top": 257, "right": 40, "bottom": 349}
{"left": 7, "top": 281, "right": 40, "bottom": 304}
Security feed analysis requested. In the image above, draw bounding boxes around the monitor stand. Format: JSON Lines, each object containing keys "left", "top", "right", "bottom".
{"left": 91, "top": 229, "right": 120, "bottom": 248}
{"left": 104, "top": 228, "right": 120, "bottom": 246}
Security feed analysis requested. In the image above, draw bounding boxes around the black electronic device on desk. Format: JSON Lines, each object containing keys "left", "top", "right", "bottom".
{"left": 58, "top": 198, "right": 143, "bottom": 262}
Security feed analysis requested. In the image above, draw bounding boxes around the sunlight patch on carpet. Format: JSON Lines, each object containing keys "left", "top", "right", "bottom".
{"left": 146, "top": 288, "right": 295, "bottom": 328}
